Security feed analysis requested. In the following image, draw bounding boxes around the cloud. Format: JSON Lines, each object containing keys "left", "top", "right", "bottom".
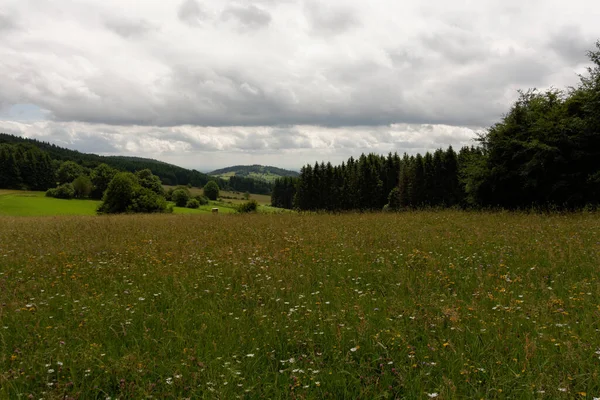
{"left": 304, "top": 1, "right": 360, "bottom": 36}
{"left": 0, "top": 0, "right": 598, "bottom": 168}
{"left": 0, "top": 13, "right": 18, "bottom": 32}
{"left": 178, "top": 0, "right": 208, "bottom": 27}
{"left": 221, "top": 4, "right": 271, "bottom": 31}
{"left": 549, "top": 26, "right": 594, "bottom": 64}
{"left": 105, "top": 18, "right": 158, "bottom": 39}
{"left": 0, "top": 120, "right": 478, "bottom": 170}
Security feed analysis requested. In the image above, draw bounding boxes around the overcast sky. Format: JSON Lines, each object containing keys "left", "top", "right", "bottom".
{"left": 0, "top": 0, "right": 598, "bottom": 171}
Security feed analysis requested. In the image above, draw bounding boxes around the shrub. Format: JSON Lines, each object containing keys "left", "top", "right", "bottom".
{"left": 186, "top": 199, "right": 200, "bottom": 209}
{"left": 90, "top": 164, "right": 117, "bottom": 199}
{"left": 73, "top": 175, "right": 93, "bottom": 198}
{"left": 130, "top": 187, "right": 171, "bottom": 214}
{"left": 97, "top": 172, "right": 170, "bottom": 214}
{"left": 172, "top": 189, "right": 191, "bottom": 207}
{"left": 195, "top": 195, "right": 209, "bottom": 205}
{"left": 237, "top": 199, "right": 258, "bottom": 213}
{"left": 54, "top": 183, "right": 75, "bottom": 199}
{"left": 57, "top": 161, "right": 85, "bottom": 185}
{"left": 45, "top": 188, "right": 58, "bottom": 197}
{"left": 203, "top": 180, "right": 220, "bottom": 200}
{"left": 98, "top": 173, "right": 138, "bottom": 213}
{"left": 135, "top": 169, "right": 164, "bottom": 195}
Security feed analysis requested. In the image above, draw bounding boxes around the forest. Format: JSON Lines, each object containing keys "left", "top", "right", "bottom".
{"left": 0, "top": 134, "right": 272, "bottom": 194}
{"left": 272, "top": 42, "right": 600, "bottom": 211}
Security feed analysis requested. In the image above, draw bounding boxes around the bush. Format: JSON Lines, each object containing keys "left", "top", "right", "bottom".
{"left": 72, "top": 175, "right": 93, "bottom": 198}
{"left": 97, "top": 172, "right": 170, "bottom": 214}
{"left": 130, "top": 187, "right": 171, "bottom": 214}
{"left": 195, "top": 195, "right": 209, "bottom": 205}
{"left": 203, "top": 180, "right": 220, "bottom": 200}
{"left": 45, "top": 188, "right": 57, "bottom": 197}
{"left": 135, "top": 169, "right": 164, "bottom": 195}
{"left": 172, "top": 189, "right": 191, "bottom": 207}
{"left": 186, "top": 199, "right": 200, "bottom": 209}
{"left": 90, "top": 164, "right": 117, "bottom": 199}
{"left": 54, "top": 183, "right": 75, "bottom": 199}
{"left": 237, "top": 199, "right": 258, "bottom": 213}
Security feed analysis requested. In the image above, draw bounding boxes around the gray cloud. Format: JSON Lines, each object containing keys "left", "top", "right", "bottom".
{"left": 221, "top": 4, "right": 271, "bottom": 31}
{"left": 105, "top": 18, "right": 158, "bottom": 38}
{"left": 0, "top": 120, "right": 478, "bottom": 169}
{"left": 304, "top": 1, "right": 360, "bottom": 36}
{"left": 0, "top": 13, "right": 18, "bottom": 32}
{"left": 0, "top": 0, "right": 598, "bottom": 168}
{"left": 549, "top": 26, "right": 593, "bottom": 64}
{"left": 177, "top": 0, "right": 208, "bottom": 27}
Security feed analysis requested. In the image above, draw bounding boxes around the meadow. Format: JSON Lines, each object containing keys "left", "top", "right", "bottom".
{"left": 0, "top": 190, "right": 278, "bottom": 217}
{"left": 0, "top": 211, "right": 599, "bottom": 399}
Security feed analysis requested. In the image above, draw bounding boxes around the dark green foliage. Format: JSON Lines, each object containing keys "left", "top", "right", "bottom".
{"left": 135, "top": 169, "right": 165, "bottom": 195}
{"left": 293, "top": 149, "right": 462, "bottom": 211}
{"left": 203, "top": 181, "right": 220, "bottom": 200}
{"left": 45, "top": 188, "right": 57, "bottom": 197}
{"left": 460, "top": 41, "right": 600, "bottom": 209}
{"left": 53, "top": 183, "right": 75, "bottom": 199}
{"left": 226, "top": 175, "right": 272, "bottom": 195}
{"left": 386, "top": 187, "right": 402, "bottom": 210}
{"left": 90, "top": 164, "right": 117, "bottom": 199}
{"left": 0, "top": 133, "right": 270, "bottom": 193}
{"left": 129, "top": 187, "right": 170, "bottom": 214}
{"left": 186, "top": 199, "right": 200, "bottom": 209}
{"left": 195, "top": 195, "right": 209, "bottom": 205}
{"left": 98, "top": 172, "right": 139, "bottom": 213}
{"left": 98, "top": 172, "right": 170, "bottom": 214}
{"left": 0, "top": 143, "right": 55, "bottom": 190}
{"left": 271, "top": 177, "right": 298, "bottom": 209}
{"left": 57, "top": 161, "right": 85, "bottom": 185}
{"left": 172, "top": 188, "right": 191, "bottom": 207}
{"left": 237, "top": 199, "right": 258, "bottom": 213}
{"left": 72, "top": 175, "right": 93, "bottom": 198}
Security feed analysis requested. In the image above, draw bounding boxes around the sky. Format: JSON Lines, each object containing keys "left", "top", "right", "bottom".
{"left": 0, "top": 0, "right": 598, "bottom": 172}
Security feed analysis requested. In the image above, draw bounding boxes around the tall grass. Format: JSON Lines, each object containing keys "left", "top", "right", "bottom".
{"left": 1, "top": 211, "right": 599, "bottom": 399}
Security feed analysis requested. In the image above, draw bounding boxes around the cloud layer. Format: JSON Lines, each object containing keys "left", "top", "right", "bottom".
{"left": 0, "top": 0, "right": 598, "bottom": 168}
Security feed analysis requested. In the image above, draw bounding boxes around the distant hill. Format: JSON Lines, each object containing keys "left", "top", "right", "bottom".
{"left": 210, "top": 165, "right": 299, "bottom": 183}
{"left": 0, "top": 133, "right": 272, "bottom": 194}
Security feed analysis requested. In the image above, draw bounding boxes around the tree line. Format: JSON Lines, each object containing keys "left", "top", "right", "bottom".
{"left": 272, "top": 41, "right": 600, "bottom": 211}
{"left": 0, "top": 133, "right": 272, "bottom": 194}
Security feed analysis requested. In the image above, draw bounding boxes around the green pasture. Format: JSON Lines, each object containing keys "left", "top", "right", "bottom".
{"left": 0, "top": 190, "right": 276, "bottom": 216}
{"left": 1, "top": 211, "right": 599, "bottom": 398}
{"left": 0, "top": 190, "right": 101, "bottom": 216}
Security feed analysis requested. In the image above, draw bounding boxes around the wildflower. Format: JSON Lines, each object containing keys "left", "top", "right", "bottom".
{"left": 427, "top": 393, "right": 439, "bottom": 398}
{"left": 559, "top": 388, "right": 567, "bottom": 392}
{"left": 350, "top": 346, "right": 360, "bottom": 352}
{"left": 47, "top": 369, "right": 55, "bottom": 374}
{"left": 165, "top": 377, "right": 173, "bottom": 385}
{"left": 246, "top": 354, "right": 255, "bottom": 358}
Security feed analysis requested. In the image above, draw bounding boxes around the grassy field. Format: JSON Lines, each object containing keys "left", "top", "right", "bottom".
{"left": 0, "top": 190, "right": 276, "bottom": 216}
{"left": 1, "top": 211, "right": 599, "bottom": 399}
{"left": 164, "top": 186, "right": 272, "bottom": 206}
{"left": 0, "top": 190, "right": 101, "bottom": 216}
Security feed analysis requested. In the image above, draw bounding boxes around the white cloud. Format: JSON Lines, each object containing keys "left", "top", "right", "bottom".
{"left": 0, "top": 120, "right": 478, "bottom": 170}
{"left": 0, "top": 0, "right": 598, "bottom": 168}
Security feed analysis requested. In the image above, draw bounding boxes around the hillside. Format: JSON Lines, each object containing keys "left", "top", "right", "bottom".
{"left": 209, "top": 164, "right": 299, "bottom": 183}
{"left": 0, "top": 133, "right": 272, "bottom": 194}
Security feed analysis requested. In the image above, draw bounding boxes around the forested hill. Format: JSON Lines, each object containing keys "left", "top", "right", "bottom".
{"left": 209, "top": 164, "right": 299, "bottom": 182}
{"left": 0, "top": 133, "right": 272, "bottom": 194}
